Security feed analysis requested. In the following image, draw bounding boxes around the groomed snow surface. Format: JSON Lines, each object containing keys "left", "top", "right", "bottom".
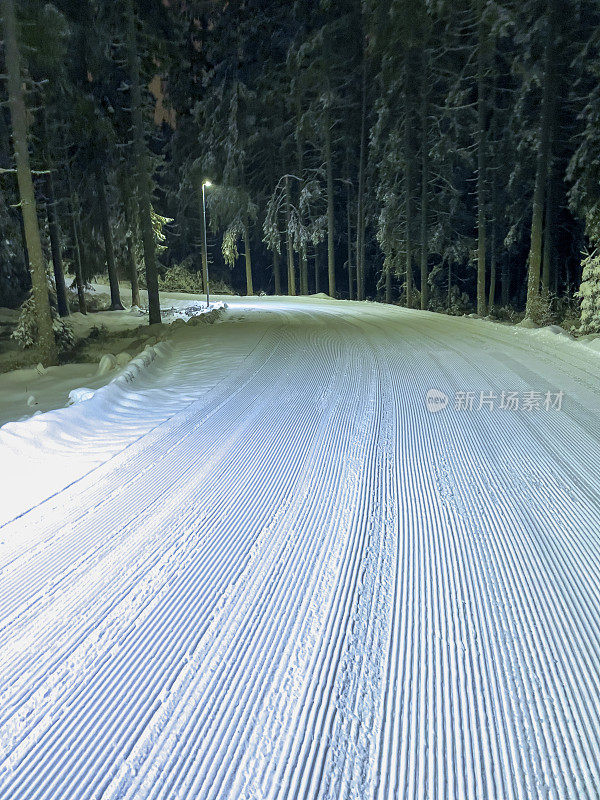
{"left": 1, "top": 294, "right": 600, "bottom": 799}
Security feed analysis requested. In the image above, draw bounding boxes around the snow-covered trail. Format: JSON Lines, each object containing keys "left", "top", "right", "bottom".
{"left": 1, "top": 297, "right": 600, "bottom": 800}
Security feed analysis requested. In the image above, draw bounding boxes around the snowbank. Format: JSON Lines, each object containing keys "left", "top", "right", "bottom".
{"left": 0, "top": 295, "right": 227, "bottom": 427}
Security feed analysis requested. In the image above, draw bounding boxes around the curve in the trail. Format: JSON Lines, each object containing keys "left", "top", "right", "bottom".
{"left": 1, "top": 298, "right": 600, "bottom": 800}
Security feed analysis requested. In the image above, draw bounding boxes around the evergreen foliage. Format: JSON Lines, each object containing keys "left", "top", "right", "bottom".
{"left": 12, "top": 293, "right": 75, "bottom": 353}
{"left": 1, "top": 0, "right": 600, "bottom": 347}
{"left": 577, "top": 250, "right": 600, "bottom": 333}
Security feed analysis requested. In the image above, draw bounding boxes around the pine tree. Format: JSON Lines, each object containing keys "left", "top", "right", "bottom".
{"left": 58, "top": 0, "right": 127, "bottom": 311}
{"left": 65, "top": 168, "right": 87, "bottom": 314}
{"left": 577, "top": 251, "right": 600, "bottom": 333}
{"left": 95, "top": 162, "right": 124, "bottom": 310}
{"left": 116, "top": 168, "right": 142, "bottom": 308}
{"left": 525, "top": 0, "right": 558, "bottom": 318}
{"left": 567, "top": 7, "right": 600, "bottom": 247}
{"left": 0, "top": 106, "right": 30, "bottom": 308}
{"left": 263, "top": 173, "right": 326, "bottom": 297}
{"left": 2, "top": 0, "right": 57, "bottom": 365}
{"left": 125, "top": 0, "right": 161, "bottom": 323}
{"left": 22, "top": 2, "right": 73, "bottom": 319}
{"left": 368, "top": 0, "right": 433, "bottom": 308}
{"left": 211, "top": 185, "right": 257, "bottom": 296}
{"left": 476, "top": 0, "right": 488, "bottom": 316}
{"left": 356, "top": 60, "right": 368, "bottom": 301}
{"left": 420, "top": 51, "right": 430, "bottom": 311}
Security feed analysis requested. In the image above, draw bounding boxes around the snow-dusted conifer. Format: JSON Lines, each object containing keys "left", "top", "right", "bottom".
{"left": 2, "top": 0, "right": 58, "bottom": 365}
{"left": 12, "top": 293, "right": 75, "bottom": 353}
{"left": 577, "top": 251, "right": 600, "bottom": 333}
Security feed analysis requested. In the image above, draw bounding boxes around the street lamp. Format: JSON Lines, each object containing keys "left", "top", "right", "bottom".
{"left": 201, "top": 179, "right": 212, "bottom": 308}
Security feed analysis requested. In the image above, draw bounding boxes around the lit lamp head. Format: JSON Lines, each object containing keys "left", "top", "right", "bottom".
{"left": 203, "top": 179, "right": 213, "bottom": 187}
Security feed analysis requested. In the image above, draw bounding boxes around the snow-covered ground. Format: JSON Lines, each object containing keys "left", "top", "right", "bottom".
{"left": 1, "top": 293, "right": 600, "bottom": 799}
{"left": 0, "top": 286, "right": 226, "bottom": 426}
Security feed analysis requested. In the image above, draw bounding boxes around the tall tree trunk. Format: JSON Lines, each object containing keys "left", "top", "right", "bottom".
{"left": 75, "top": 213, "right": 88, "bottom": 288}
{"left": 356, "top": 61, "right": 367, "bottom": 301}
{"left": 314, "top": 244, "right": 320, "bottom": 294}
{"left": 346, "top": 177, "right": 353, "bottom": 300}
{"left": 285, "top": 176, "right": 295, "bottom": 296}
{"left": 272, "top": 248, "right": 281, "bottom": 295}
{"left": 68, "top": 195, "right": 87, "bottom": 314}
{"left": 385, "top": 261, "right": 392, "bottom": 304}
{"left": 447, "top": 261, "right": 452, "bottom": 311}
{"left": 295, "top": 106, "right": 308, "bottom": 297}
{"left": 489, "top": 219, "right": 497, "bottom": 312}
{"left": 476, "top": 1, "right": 487, "bottom": 316}
{"left": 243, "top": 216, "right": 253, "bottom": 295}
{"left": 3, "top": 0, "right": 57, "bottom": 365}
{"left": 124, "top": 195, "right": 141, "bottom": 307}
{"left": 65, "top": 167, "right": 86, "bottom": 314}
{"left": 325, "top": 114, "right": 335, "bottom": 297}
{"left": 488, "top": 68, "right": 498, "bottom": 313}
{"left": 552, "top": 230, "right": 559, "bottom": 296}
{"left": 501, "top": 259, "right": 509, "bottom": 307}
{"left": 404, "top": 51, "right": 416, "bottom": 308}
{"left": 0, "top": 102, "right": 29, "bottom": 284}
{"left": 300, "top": 248, "right": 308, "bottom": 295}
{"left": 405, "top": 161, "right": 414, "bottom": 307}
{"left": 497, "top": 40, "right": 509, "bottom": 309}
{"left": 526, "top": 0, "right": 557, "bottom": 318}
{"left": 420, "top": 73, "right": 429, "bottom": 311}
{"left": 95, "top": 164, "right": 124, "bottom": 310}
{"left": 45, "top": 173, "right": 69, "bottom": 317}
{"left": 489, "top": 214, "right": 497, "bottom": 312}
{"left": 125, "top": 0, "right": 160, "bottom": 324}
{"left": 43, "top": 114, "right": 69, "bottom": 317}
{"left": 18, "top": 211, "right": 29, "bottom": 275}
{"left": 541, "top": 170, "right": 554, "bottom": 294}
{"left": 198, "top": 179, "right": 208, "bottom": 297}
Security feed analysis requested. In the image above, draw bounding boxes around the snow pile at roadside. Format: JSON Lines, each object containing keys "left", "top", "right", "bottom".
{"left": 519, "top": 321, "right": 600, "bottom": 353}
{"left": 0, "top": 304, "right": 235, "bottom": 527}
{"left": 67, "top": 299, "right": 227, "bottom": 342}
{"left": 0, "top": 300, "right": 227, "bottom": 427}
{"left": 0, "top": 340, "right": 173, "bottom": 526}
{"left": 67, "top": 306, "right": 147, "bottom": 341}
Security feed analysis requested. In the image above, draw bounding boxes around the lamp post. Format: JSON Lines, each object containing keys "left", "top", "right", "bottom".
{"left": 201, "top": 179, "right": 212, "bottom": 308}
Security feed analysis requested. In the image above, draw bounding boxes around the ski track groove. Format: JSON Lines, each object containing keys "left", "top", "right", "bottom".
{"left": 0, "top": 298, "right": 599, "bottom": 799}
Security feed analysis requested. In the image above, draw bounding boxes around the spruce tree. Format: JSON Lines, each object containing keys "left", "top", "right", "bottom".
{"left": 525, "top": 0, "right": 558, "bottom": 319}
{"left": 577, "top": 251, "right": 600, "bottom": 333}
{"left": 2, "top": 0, "right": 57, "bottom": 365}
{"left": 125, "top": 0, "right": 161, "bottom": 323}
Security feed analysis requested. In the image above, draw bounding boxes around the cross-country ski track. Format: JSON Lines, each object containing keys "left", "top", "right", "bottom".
{"left": 1, "top": 295, "right": 600, "bottom": 800}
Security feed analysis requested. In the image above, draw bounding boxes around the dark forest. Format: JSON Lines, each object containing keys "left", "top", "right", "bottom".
{"left": 1, "top": 0, "right": 599, "bottom": 360}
